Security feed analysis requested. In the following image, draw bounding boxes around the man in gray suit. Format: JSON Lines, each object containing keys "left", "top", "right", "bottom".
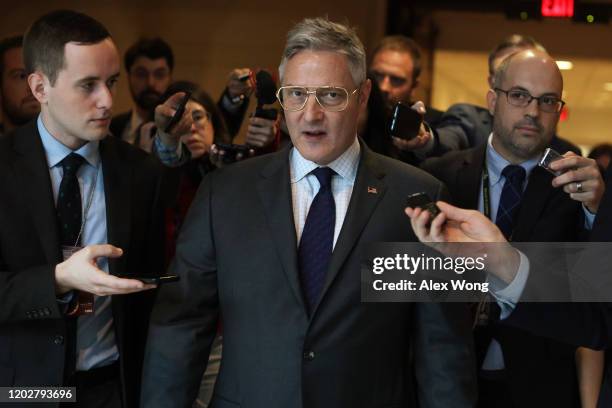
{"left": 141, "top": 17, "right": 476, "bottom": 408}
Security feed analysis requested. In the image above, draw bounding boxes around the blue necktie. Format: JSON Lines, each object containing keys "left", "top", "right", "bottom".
{"left": 299, "top": 167, "right": 336, "bottom": 314}
{"left": 496, "top": 164, "right": 526, "bottom": 240}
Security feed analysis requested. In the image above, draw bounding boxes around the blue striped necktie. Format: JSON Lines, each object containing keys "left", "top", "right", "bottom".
{"left": 298, "top": 167, "right": 336, "bottom": 314}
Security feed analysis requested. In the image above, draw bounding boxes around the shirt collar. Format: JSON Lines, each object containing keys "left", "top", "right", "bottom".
{"left": 37, "top": 114, "right": 101, "bottom": 169}
{"left": 290, "top": 137, "right": 361, "bottom": 184}
{"left": 486, "top": 133, "right": 540, "bottom": 186}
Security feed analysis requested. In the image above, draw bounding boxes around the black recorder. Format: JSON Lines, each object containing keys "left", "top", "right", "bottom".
{"left": 388, "top": 102, "right": 423, "bottom": 140}
{"left": 253, "top": 70, "right": 278, "bottom": 121}
{"left": 406, "top": 192, "right": 441, "bottom": 219}
{"left": 164, "top": 91, "right": 192, "bottom": 133}
{"left": 215, "top": 143, "right": 252, "bottom": 164}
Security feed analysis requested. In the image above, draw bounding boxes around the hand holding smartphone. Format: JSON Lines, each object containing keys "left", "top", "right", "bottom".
{"left": 388, "top": 102, "right": 423, "bottom": 141}
{"left": 538, "top": 148, "right": 565, "bottom": 176}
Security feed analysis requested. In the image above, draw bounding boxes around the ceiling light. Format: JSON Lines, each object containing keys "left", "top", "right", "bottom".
{"left": 556, "top": 61, "right": 573, "bottom": 70}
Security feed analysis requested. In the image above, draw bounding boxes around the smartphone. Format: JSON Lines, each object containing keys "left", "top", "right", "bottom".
{"left": 538, "top": 148, "right": 564, "bottom": 176}
{"left": 215, "top": 142, "right": 253, "bottom": 164}
{"left": 406, "top": 192, "right": 441, "bottom": 219}
{"left": 164, "top": 91, "right": 192, "bottom": 133}
{"left": 388, "top": 102, "right": 423, "bottom": 140}
{"left": 116, "top": 274, "right": 180, "bottom": 285}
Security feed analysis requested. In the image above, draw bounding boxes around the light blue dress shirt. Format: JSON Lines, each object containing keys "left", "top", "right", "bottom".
{"left": 290, "top": 138, "right": 360, "bottom": 248}
{"left": 38, "top": 115, "right": 118, "bottom": 371}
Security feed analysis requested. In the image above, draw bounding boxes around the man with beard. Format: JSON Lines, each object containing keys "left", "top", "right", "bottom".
{"left": 0, "top": 35, "right": 40, "bottom": 136}
{"left": 433, "top": 35, "right": 552, "bottom": 154}
{"left": 366, "top": 35, "right": 443, "bottom": 162}
{"left": 110, "top": 37, "right": 173, "bottom": 145}
{"left": 369, "top": 35, "right": 443, "bottom": 126}
{"left": 420, "top": 49, "right": 605, "bottom": 407}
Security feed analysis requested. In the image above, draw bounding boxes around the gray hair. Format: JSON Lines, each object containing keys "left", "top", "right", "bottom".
{"left": 278, "top": 17, "right": 366, "bottom": 86}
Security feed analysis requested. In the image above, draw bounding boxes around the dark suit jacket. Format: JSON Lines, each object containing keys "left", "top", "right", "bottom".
{"left": 0, "top": 121, "right": 165, "bottom": 407}
{"left": 421, "top": 143, "right": 584, "bottom": 408}
{"left": 141, "top": 143, "right": 477, "bottom": 408}
{"left": 591, "top": 165, "right": 612, "bottom": 407}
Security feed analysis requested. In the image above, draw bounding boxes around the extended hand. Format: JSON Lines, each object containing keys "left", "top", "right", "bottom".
{"left": 154, "top": 92, "right": 192, "bottom": 148}
{"left": 55, "top": 245, "right": 156, "bottom": 296}
{"left": 405, "top": 201, "right": 520, "bottom": 283}
{"left": 245, "top": 116, "right": 277, "bottom": 148}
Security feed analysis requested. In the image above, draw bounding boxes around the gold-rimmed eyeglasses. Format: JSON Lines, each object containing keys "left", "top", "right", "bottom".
{"left": 276, "top": 86, "right": 359, "bottom": 112}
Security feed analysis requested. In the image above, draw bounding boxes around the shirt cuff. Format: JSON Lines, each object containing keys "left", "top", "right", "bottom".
{"left": 583, "top": 204, "right": 596, "bottom": 230}
{"left": 488, "top": 250, "right": 530, "bottom": 319}
{"left": 153, "top": 135, "right": 187, "bottom": 167}
{"left": 56, "top": 291, "right": 76, "bottom": 314}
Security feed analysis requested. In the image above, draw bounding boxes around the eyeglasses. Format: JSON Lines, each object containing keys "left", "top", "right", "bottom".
{"left": 276, "top": 86, "right": 359, "bottom": 112}
{"left": 494, "top": 88, "right": 565, "bottom": 113}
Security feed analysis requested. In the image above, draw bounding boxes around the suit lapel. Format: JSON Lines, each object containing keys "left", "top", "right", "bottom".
{"left": 256, "top": 148, "right": 305, "bottom": 312}
{"left": 455, "top": 145, "right": 486, "bottom": 210}
{"left": 99, "top": 137, "right": 131, "bottom": 275}
{"left": 12, "top": 122, "right": 62, "bottom": 264}
{"left": 312, "top": 146, "right": 387, "bottom": 316}
{"left": 513, "top": 167, "right": 554, "bottom": 240}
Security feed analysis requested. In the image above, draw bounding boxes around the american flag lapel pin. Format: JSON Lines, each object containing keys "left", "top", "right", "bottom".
{"left": 367, "top": 186, "right": 378, "bottom": 194}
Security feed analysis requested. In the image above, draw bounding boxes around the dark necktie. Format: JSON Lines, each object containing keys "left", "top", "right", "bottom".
{"left": 298, "top": 167, "right": 336, "bottom": 314}
{"left": 57, "top": 153, "right": 85, "bottom": 246}
{"left": 57, "top": 153, "right": 87, "bottom": 381}
{"left": 496, "top": 164, "right": 526, "bottom": 240}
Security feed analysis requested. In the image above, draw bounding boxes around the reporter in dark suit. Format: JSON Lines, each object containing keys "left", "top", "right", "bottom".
{"left": 141, "top": 17, "right": 476, "bottom": 408}
{"left": 421, "top": 49, "right": 604, "bottom": 408}
{"left": 0, "top": 11, "right": 163, "bottom": 408}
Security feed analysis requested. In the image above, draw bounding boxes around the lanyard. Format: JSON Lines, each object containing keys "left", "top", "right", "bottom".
{"left": 482, "top": 161, "right": 492, "bottom": 221}
{"left": 72, "top": 164, "right": 99, "bottom": 247}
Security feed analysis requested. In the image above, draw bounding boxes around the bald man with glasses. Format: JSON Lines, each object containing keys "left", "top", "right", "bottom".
{"left": 420, "top": 49, "right": 604, "bottom": 408}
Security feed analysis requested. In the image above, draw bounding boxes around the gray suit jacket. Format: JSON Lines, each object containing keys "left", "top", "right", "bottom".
{"left": 433, "top": 103, "right": 492, "bottom": 155}
{"left": 141, "top": 142, "right": 477, "bottom": 408}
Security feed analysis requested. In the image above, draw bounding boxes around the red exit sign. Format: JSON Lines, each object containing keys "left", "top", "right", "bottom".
{"left": 541, "top": 0, "right": 574, "bottom": 17}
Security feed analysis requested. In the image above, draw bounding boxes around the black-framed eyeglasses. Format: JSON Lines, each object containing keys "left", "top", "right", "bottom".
{"left": 276, "top": 86, "right": 359, "bottom": 112}
{"left": 494, "top": 88, "right": 565, "bottom": 113}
